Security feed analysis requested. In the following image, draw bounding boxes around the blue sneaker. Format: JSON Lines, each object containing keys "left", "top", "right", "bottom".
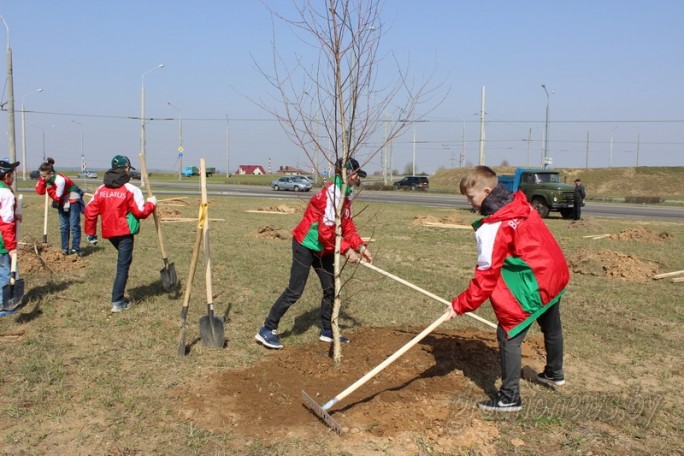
{"left": 319, "top": 328, "right": 349, "bottom": 344}
{"left": 255, "top": 327, "right": 283, "bottom": 349}
{"left": 111, "top": 300, "right": 132, "bottom": 313}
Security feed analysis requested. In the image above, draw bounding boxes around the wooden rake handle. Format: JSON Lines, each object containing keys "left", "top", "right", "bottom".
{"left": 323, "top": 310, "right": 452, "bottom": 411}
{"left": 360, "top": 262, "right": 497, "bottom": 330}
{"left": 138, "top": 154, "right": 169, "bottom": 260}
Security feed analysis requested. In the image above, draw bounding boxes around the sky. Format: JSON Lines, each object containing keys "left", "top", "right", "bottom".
{"left": 1, "top": 0, "right": 683, "bottom": 176}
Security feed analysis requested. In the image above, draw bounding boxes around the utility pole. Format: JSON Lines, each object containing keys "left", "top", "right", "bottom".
{"left": 478, "top": 85, "right": 486, "bottom": 165}
{"left": 2, "top": 17, "right": 17, "bottom": 188}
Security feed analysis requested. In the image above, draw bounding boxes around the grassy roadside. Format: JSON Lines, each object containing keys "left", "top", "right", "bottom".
{"left": 0, "top": 190, "right": 682, "bottom": 454}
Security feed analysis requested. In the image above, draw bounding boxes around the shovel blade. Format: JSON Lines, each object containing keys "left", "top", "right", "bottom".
{"left": 160, "top": 262, "right": 178, "bottom": 291}
{"left": 199, "top": 308, "right": 225, "bottom": 348}
{"left": 2, "top": 278, "right": 25, "bottom": 311}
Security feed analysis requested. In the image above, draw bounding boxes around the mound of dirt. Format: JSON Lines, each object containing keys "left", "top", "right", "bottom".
{"left": 568, "top": 249, "right": 660, "bottom": 281}
{"left": 255, "top": 225, "right": 289, "bottom": 240}
{"left": 568, "top": 218, "right": 603, "bottom": 229}
{"left": 18, "top": 243, "right": 87, "bottom": 274}
{"left": 172, "top": 326, "right": 545, "bottom": 455}
{"left": 257, "top": 205, "right": 297, "bottom": 214}
{"left": 156, "top": 206, "right": 182, "bottom": 219}
{"left": 609, "top": 226, "right": 673, "bottom": 243}
{"left": 412, "top": 212, "right": 473, "bottom": 228}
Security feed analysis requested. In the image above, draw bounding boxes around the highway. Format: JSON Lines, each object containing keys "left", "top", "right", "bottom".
{"left": 142, "top": 182, "right": 684, "bottom": 222}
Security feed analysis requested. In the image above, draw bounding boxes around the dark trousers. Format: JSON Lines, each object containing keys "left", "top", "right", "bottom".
{"left": 498, "top": 301, "right": 564, "bottom": 400}
{"left": 57, "top": 200, "right": 84, "bottom": 252}
{"left": 108, "top": 235, "right": 134, "bottom": 304}
{"left": 264, "top": 238, "right": 334, "bottom": 332}
{"left": 573, "top": 200, "right": 582, "bottom": 220}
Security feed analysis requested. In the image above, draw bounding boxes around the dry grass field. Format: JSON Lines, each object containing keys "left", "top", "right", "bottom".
{"left": 1, "top": 169, "right": 683, "bottom": 455}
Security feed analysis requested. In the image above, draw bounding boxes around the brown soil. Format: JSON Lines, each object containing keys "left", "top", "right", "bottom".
{"left": 609, "top": 226, "right": 674, "bottom": 242}
{"left": 412, "top": 211, "right": 473, "bottom": 227}
{"left": 568, "top": 249, "right": 661, "bottom": 281}
{"left": 172, "top": 327, "right": 548, "bottom": 455}
{"left": 254, "top": 225, "right": 290, "bottom": 240}
{"left": 17, "top": 242, "right": 87, "bottom": 275}
{"left": 257, "top": 204, "right": 297, "bottom": 214}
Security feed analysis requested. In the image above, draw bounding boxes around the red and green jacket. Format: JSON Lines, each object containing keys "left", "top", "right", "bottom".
{"left": 291, "top": 177, "right": 365, "bottom": 255}
{"left": 84, "top": 170, "right": 155, "bottom": 239}
{"left": 0, "top": 182, "right": 17, "bottom": 254}
{"left": 35, "top": 173, "right": 80, "bottom": 207}
{"left": 452, "top": 191, "right": 569, "bottom": 338}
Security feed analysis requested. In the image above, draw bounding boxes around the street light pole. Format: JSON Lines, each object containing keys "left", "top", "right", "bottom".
{"left": 541, "top": 84, "right": 552, "bottom": 169}
{"left": 455, "top": 114, "right": 465, "bottom": 168}
{"left": 609, "top": 126, "right": 618, "bottom": 168}
{"left": 21, "top": 88, "right": 43, "bottom": 180}
{"left": 167, "top": 102, "right": 183, "bottom": 181}
{"left": 140, "top": 64, "right": 164, "bottom": 187}
{"left": 1, "top": 16, "right": 17, "bottom": 186}
{"left": 31, "top": 123, "right": 54, "bottom": 162}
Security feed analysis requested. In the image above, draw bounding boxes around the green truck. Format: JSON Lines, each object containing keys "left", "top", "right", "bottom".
{"left": 498, "top": 168, "right": 575, "bottom": 219}
{"left": 181, "top": 166, "right": 216, "bottom": 177}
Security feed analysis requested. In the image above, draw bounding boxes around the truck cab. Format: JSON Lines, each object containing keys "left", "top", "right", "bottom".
{"left": 499, "top": 168, "right": 575, "bottom": 219}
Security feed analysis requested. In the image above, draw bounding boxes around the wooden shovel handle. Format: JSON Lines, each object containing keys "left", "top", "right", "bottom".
{"left": 43, "top": 192, "right": 49, "bottom": 238}
{"left": 199, "top": 159, "right": 214, "bottom": 307}
{"left": 181, "top": 226, "right": 203, "bottom": 312}
{"left": 138, "top": 154, "right": 169, "bottom": 260}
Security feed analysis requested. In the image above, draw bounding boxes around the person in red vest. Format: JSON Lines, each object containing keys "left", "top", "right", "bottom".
{"left": 35, "top": 157, "right": 88, "bottom": 256}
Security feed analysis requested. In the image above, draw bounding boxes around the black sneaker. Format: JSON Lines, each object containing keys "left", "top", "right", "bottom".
{"left": 478, "top": 392, "right": 522, "bottom": 412}
{"left": 537, "top": 371, "right": 565, "bottom": 386}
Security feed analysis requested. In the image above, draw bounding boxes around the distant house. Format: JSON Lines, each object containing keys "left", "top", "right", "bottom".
{"left": 235, "top": 165, "right": 266, "bottom": 175}
{"left": 276, "top": 165, "right": 309, "bottom": 175}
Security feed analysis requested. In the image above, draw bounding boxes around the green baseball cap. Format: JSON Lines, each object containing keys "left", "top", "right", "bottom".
{"left": 111, "top": 155, "right": 135, "bottom": 170}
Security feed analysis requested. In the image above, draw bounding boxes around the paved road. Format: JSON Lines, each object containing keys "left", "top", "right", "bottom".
{"left": 55, "top": 181, "right": 684, "bottom": 222}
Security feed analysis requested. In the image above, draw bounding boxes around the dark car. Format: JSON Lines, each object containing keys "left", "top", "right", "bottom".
{"left": 394, "top": 176, "right": 429, "bottom": 191}
{"left": 129, "top": 171, "right": 142, "bottom": 180}
{"left": 30, "top": 170, "right": 40, "bottom": 180}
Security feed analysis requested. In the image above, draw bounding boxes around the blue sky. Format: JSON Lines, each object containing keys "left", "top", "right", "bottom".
{"left": 1, "top": 0, "right": 683, "bottom": 175}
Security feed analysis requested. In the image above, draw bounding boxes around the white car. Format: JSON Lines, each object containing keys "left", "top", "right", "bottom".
{"left": 78, "top": 170, "right": 98, "bottom": 179}
{"left": 270, "top": 176, "right": 313, "bottom": 192}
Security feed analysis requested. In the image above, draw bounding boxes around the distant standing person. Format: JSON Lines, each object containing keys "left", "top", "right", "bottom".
{"left": 84, "top": 155, "right": 157, "bottom": 312}
{"left": 35, "top": 157, "right": 87, "bottom": 256}
{"left": 255, "top": 157, "right": 373, "bottom": 349}
{"left": 573, "top": 178, "right": 586, "bottom": 220}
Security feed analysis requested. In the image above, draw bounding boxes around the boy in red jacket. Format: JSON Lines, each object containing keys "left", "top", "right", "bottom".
{"left": 0, "top": 161, "right": 20, "bottom": 304}
{"left": 449, "top": 166, "right": 569, "bottom": 411}
{"left": 84, "top": 155, "right": 156, "bottom": 312}
{"left": 255, "top": 157, "right": 373, "bottom": 349}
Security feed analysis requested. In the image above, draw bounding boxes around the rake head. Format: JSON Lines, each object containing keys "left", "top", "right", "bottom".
{"left": 301, "top": 390, "right": 343, "bottom": 435}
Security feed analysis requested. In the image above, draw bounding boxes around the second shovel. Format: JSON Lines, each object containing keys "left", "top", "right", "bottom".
{"left": 198, "top": 159, "right": 225, "bottom": 348}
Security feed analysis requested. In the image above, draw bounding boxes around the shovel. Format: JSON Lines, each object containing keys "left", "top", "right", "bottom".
{"left": 2, "top": 195, "right": 25, "bottom": 311}
{"left": 42, "top": 192, "right": 49, "bottom": 244}
{"left": 198, "top": 159, "right": 225, "bottom": 348}
{"left": 178, "top": 211, "right": 205, "bottom": 356}
{"left": 303, "top": 310, "right": 452, "bottom": 434}
{"left": 138, "top": 154, "right": 177, "bottom": 291}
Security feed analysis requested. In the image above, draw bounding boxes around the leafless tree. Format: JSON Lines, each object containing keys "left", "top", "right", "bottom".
{"left": 255, "top": 0, "right": 440, "bottom": 365}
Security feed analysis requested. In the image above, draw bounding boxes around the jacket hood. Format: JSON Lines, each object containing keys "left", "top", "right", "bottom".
{"left": 104, "top": 168, "right": 131, "bottom": 188}
{"left": 483, "top": 191, "right": 532, "bottom": 223}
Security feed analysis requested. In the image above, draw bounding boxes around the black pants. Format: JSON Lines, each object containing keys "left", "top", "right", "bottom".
{"left": 573, "top": 200, "right": 582, "bottom": 220}
{"left": 498, "top": 301, "right": 564, "bottom": 401}
{"left": 264, "top": 238, "right": 334, "bottom": 332}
